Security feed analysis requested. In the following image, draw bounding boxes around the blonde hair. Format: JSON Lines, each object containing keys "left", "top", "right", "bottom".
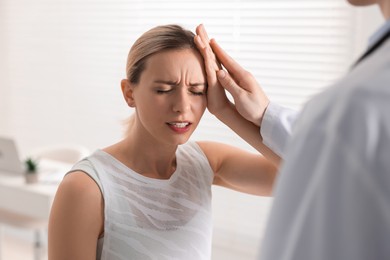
{"left": 126, "top": 24, "right": 197, "bottom": 84}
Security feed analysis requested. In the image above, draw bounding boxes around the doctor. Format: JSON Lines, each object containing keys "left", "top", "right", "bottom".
{"left": 196, "top": 0, "right": 390, "bottom": 259}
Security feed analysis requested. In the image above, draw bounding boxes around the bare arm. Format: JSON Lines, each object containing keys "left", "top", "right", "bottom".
{"left": 195, "top": 24, "right": 280, "bottom": 165}
{"left": 198, "top": 141, "right": 277, "bottom": 196}
{"left": 48, "top": 171, "right": 104, "bottom": 260}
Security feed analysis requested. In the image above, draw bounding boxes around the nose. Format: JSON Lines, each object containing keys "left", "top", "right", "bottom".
{"left": 172, "top": 88, "right": 191, "bottom": 113}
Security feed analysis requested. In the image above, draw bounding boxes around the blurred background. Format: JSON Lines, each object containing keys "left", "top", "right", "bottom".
{"left": 0, "top": 0, "right": 384, "bottom": 259}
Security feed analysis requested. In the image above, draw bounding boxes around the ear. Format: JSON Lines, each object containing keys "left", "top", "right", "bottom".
{"left": 121, "top": 79, "right": 136, "bottom": 107}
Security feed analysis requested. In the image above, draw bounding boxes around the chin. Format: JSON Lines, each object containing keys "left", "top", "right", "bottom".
{"left": 176, "top": 137, "right": 191, "bottom": 146}
{"left": 163, "top": 135, "right": 191, "bottom": 147}
{"left": 347, "top": 0, "right": 377, "bottom": 6}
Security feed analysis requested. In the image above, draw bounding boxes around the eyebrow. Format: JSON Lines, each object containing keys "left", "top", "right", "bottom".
{"left": 154, "top": 80, "right": 206, "bottom": 87}
{"left": 154, "top": 80, "right": 178, "bottom": 86}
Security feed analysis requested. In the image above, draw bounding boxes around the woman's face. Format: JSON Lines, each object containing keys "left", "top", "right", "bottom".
{"left": 129, "top": 48, "right": 207, "bottom": 146}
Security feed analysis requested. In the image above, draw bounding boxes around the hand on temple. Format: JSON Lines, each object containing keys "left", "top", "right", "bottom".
{"left": 195, "top": 24, "right": 281, "bottom": 164}
{"left": 194, "top": 24, "right": 231, "bottom": 116}
{"left": 195, "top": 24, "right": 270, "bottom": 127}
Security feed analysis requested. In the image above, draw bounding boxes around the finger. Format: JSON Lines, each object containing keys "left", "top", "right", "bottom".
{"left": 210, "top": 39, "right": 246, "bottom": 80}
{"left": 194, "top": 35, "right": 205, "bottom": 50}
{"left": 216, "top": 70, "right": 244, "bottom": 98}
{"left": 195, "top": 25, "right": 213, "bottom": 62}
{"left": 194, "top": 35, "right": 216, "bottom": 70}
{"left": 195, "top": 24, "right": 210, "bottom": 44}
{"left": 194, "top": 34, "right": 221, "bottom": 73}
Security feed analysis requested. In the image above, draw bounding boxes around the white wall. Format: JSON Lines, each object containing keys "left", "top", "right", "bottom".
{"left": 0, "top": 0, "right": 131, "bottom": 156}
{"left": 0, "top": 0, "right": 10, "bottom": 134}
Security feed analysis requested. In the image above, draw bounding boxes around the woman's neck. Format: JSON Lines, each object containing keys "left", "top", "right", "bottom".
{"left": 104, "top": 126, "right": 178, "bottom": 179}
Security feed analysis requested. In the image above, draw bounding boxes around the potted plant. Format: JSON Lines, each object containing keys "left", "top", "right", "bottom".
{"left": 24, "top": 157, "right": 39, "bottom": 184}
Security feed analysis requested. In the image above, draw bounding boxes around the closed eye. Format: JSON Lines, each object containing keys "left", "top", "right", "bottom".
{"left": 190, "top": 90, "right": 205, "bottom": 96}
{"left": 189, "top": 86, "right": 206, "bottom": 96}
{"left": 156, "top": 89, "right": 172, "bottom": 94}
{"left": 189, "top": 82, "right": 207, "bottom": 96}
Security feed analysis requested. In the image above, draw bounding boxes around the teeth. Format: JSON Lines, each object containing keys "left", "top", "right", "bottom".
{"left": 169, "top": 122, "right": 189, "bottom": 128}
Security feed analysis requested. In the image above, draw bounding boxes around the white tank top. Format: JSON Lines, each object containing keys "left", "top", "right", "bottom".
{"left": 68, "top": 142, "right": 214, "bottom": 260}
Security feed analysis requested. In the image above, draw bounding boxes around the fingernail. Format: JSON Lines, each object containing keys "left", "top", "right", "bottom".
{"left": 217, "top": 70, "right": 226, "bottom": 79}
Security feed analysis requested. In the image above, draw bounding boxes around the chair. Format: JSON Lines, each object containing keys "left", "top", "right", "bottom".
{"left": 31, "top": 144, "right": 90, "bottom": 164}
{"left": 0, "top": 144, "right": 90, "bottom": 260}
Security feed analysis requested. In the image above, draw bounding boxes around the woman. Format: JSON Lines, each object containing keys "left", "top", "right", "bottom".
{"left": 48, "top": 24, "right": 277, "bottom": 260}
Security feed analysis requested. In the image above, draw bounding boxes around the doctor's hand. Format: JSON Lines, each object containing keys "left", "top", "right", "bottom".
{"left": 195, "top": 24, "right": 281, "bottom": 163}
{"left": 209, "top": 35, "right": 270, "bottom": 127}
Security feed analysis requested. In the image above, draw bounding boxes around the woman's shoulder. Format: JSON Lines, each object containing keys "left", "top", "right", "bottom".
{"left": 179, "top": 141, "right": 224, "bottom": 161}
{"left": 188, "top": 141, "right": 226, "bottom": 171}
{"left": 66, "top": 151, "right": 107, "bottom": 194}
{"left": 195, "top": 141, "right": 246, "bottom": 158}
{"left": 52, "top": 170, "right": 103, "bottom": 230}
{"left": 60, "top": 170, "right": 101, "bottom": 198}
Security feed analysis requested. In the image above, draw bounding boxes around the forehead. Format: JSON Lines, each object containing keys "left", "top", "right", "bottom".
{"left": 142, "top": 48, "right": 206, "bottom": 80}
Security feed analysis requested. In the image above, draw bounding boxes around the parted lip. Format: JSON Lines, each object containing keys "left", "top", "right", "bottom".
{"left": 166, "top": 121, "right": 191, "bottom": 127}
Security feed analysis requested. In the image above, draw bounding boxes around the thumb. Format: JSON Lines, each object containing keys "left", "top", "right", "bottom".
{"left": 217, "top": 70, "right": 242, "bottom": 97}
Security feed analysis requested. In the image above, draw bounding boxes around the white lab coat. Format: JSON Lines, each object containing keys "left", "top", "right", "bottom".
{"left": 259, "top": 22, "right": 390, "bottom": 259}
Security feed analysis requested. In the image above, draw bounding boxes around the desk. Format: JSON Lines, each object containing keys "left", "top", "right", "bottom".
{"left": 0, "top": 160, "right": 72, "bottom": 221}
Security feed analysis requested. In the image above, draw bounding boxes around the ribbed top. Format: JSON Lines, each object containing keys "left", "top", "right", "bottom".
{"left": 69, "top": 142, "right": 214, "bottom": 260}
